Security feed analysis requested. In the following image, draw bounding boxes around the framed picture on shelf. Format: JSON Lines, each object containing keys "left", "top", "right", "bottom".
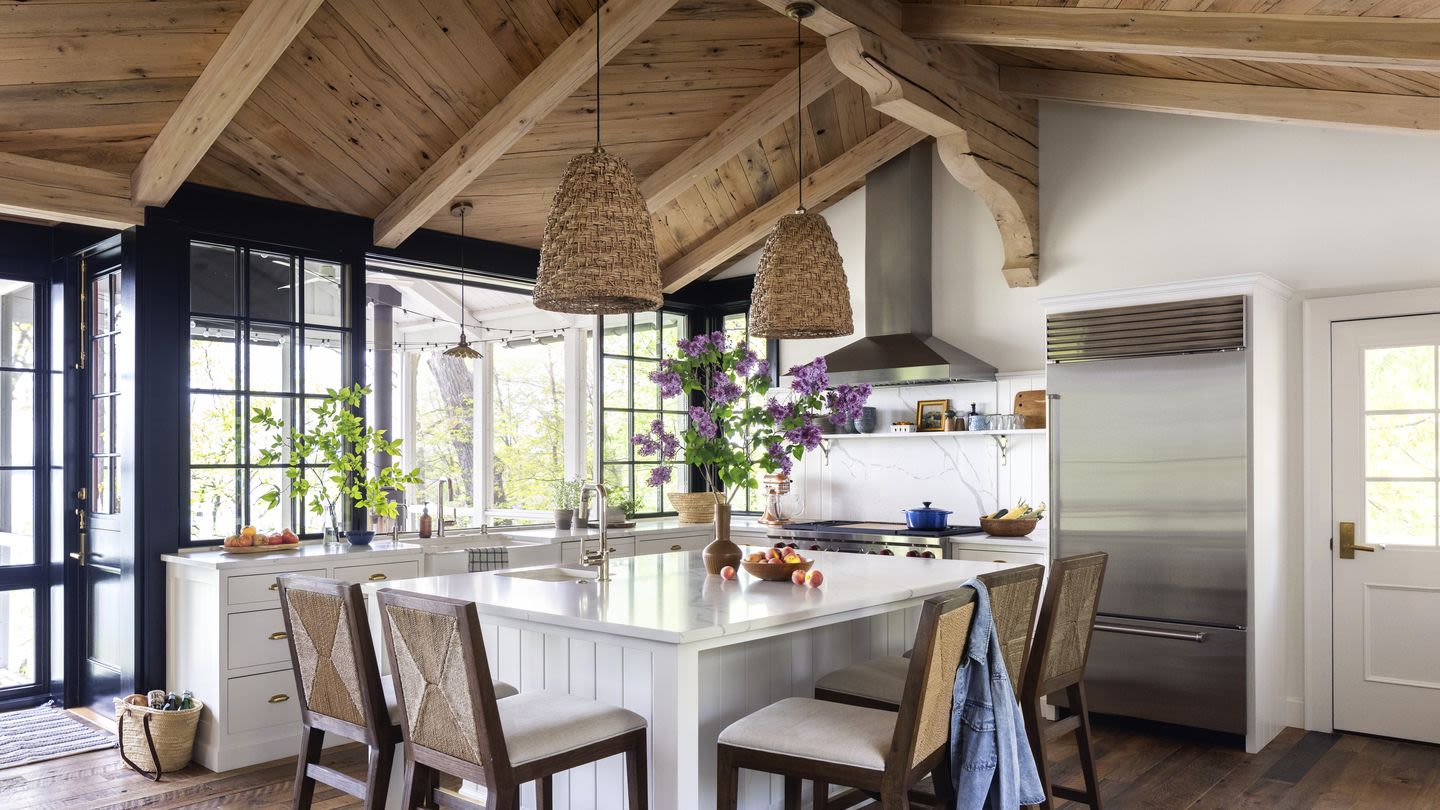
{"left": 916, "top": 399, "right": 949, "bottom": 432}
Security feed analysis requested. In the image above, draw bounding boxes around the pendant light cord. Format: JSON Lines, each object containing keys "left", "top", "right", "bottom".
{"left": 458, "top": 208, "right": 467, "bottom": 336}
{"left": 795, "top": 12, "right": 804, "bottom": 213}
{"left": 595, "top": 1, "right": 602, "bottom": 148}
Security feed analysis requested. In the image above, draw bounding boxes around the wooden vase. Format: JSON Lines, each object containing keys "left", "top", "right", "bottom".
{"left": 703, "top": 501, "right": 742, "bottom": 575}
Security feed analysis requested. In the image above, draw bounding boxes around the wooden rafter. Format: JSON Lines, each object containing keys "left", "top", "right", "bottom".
{"left": 661, "top": 121, "right": 923, "bottom": 292}
{"left": 372, "top": 0, "right": 679, "bottom": 249}
{"left": 130, "top": 0, "right": 325, "bottom": 207}
{"left": 902, "top": 5, "right": 1440, "bottom": 72}
{"left": 0, "top": 151, "right": 142, "bottom": 230}
{"left": 761, "top": 0, "right": 1040, "bottom": 287}
{"left": 638, "top": 52, "right": 845, "bottom": 211}
{"left": 1001, "top": 68, "right": 1440, "bottom": 134}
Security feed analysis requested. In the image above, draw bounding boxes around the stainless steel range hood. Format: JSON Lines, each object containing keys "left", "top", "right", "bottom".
{"left": 821, "top": 143, "right": 997, "bottom": 386}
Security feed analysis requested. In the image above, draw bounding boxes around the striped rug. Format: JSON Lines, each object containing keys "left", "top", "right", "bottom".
{"left": 0, "top": 702, "right": 115, "bottom": 769}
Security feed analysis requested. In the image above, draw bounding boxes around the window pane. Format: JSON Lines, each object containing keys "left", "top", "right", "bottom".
{"left": 634, "top": 359, "right": 659, "bottom": 411}
{"left": 1367, "top": 480, "right": 1437, "bottom": 546}
{"left": 248, "top": 396, "right": 296, "bottom": 465}
{"left": 191, "top": 394, "right": 239, "bottom": 465}
{"left": 247, "top": 324, "right": 295, "bottom": 393}
{"left": 190, "top": 318, "right": 238, "bottom": 390}
{"left": 248, "top": 250, "right": 295, "bottom": 322}
{"left": 0, "top": 370, "right": 33, "bottom": 467}
{"left": 92, "top": 457, "right": 117, "bottom": 515}
{"left": 0, "top": 282, "right": 35, "bottom": 369}
{"left": 1366, "top": 346, "right": 1435, "bottom": 411}
{"left": 92, "top": 336, "right": 113, "bottom": 395}
{"left": 603, "top": 313, "right": 629, "bottom": 355}
{"left": 413, "top": 353, "right": 474, "bottom": 523}
{"left": 661, "top": 312, "right": 686, "bottom": 360}
{"left": 191, "top": 242, "right": 238, "bottom": 315}
{"left": 93, "top": 275, "right": 111, "bottom": 335}
{"left": 92, "top": 393, "right": 114, "bottom": 457}
{"left": 604, "top": 358, "right": 630, "bottom": 408}
{"left": 303, "top": 259, "right": 344, "bottom": 327}
{"left": 0, "top": 589, "right": 35, "bottom": 687}
{"left": 190, "top": 468, "right": 239, "bottom": 540}
{"left": 0, "top": 471, "right": 34, "bottom": 565}
{"left": 491, "top": 340, "right": 566, "bottom": 511}
{"left": 302, "top": 329, "right": 344, "bottom": 394}
{"left": 247, "top": 467, "right": 293, "bottom": 533}
{"left": 1367, "top": 414, "right": 1436, "bottom": 478}
{"left": 603, "top": 410, "right": 632, "bottom": 463}
{"left": 633, "top": 311, "right": 660, "bottom": 359}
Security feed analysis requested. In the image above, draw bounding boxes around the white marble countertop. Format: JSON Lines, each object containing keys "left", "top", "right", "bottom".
{"left": 162, "top": 540, "right": 423, "bottom": 570}
{"left": 399, "top": 515, "right": 770, "bottom": 547}
{"left": 369, "top": 549, "right": 1009, "bottom": 645}
{"left": 950, "top": 528, "right": 1050, "bottom": 549}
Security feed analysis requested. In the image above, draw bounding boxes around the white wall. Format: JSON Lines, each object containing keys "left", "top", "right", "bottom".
{"left": 748, "top": 101, "right": 1440, "bottom": 729}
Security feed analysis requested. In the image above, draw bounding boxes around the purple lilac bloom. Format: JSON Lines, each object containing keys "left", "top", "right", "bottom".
{"left": 735, "top": 348, "right": 759, "bottom": 378}
{"left": 765, "top": 398, "right": 795, "bottom": 422}
{"left": 708, "top": 370, "right": 743, "bottom": 405}
{"left": 649, "top": 365, "right": 684, "bottom": 399}
{"left": 631, "top": 432, "right": 659, "bottom": 456}
{"left": 688, "top": 405, "right": 718, "bottom": 439}
{"left": 825, "top": 383, "right": 873, "bottom": 425}
{"left": 676, "top": 334, "right": 709, "bottom": 357}
{"left": 709, "top": 331, "right": 728, "bottom": 350}
{"left": 767, "top": 443, "right": 794, "bottom": 475}
{"left": 787, "top": 357, "right": 829, "bottom": 396}
{"left": 755, "top": 359, "right": 770, "bottom": 379}
{"left": 646, "top": 466, "right": 673, "bottom": 487}
{"left": 784, "top": 415, "right": 824, "bottom": 451}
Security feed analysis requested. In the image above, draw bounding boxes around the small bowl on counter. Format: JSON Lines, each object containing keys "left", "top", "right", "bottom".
{"left": 978, "top": 517, "right": 1039, "bottom": 537}
{"left": 741, "top": 557, "right": 814, "bottom": 581}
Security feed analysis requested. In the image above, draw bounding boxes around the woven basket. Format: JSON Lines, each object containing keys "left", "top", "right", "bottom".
{"left": 114, "top": 694, "right": 203, "bottom": 780}
{"left": 668, "top": 491, "right": 725, "bottom": 524}
{"left": 749, "top": 210, "right": 854, "bottom": 339}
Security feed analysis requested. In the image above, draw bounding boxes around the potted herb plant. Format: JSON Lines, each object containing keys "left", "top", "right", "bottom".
{"left": 551, "top": 478, "right": 583, "bottom": 530}
{"left": 632, "top": 332, "right": 870, "bottom": 572}
{"left": 253, "top": 383, "right": 422, "bottom": 545}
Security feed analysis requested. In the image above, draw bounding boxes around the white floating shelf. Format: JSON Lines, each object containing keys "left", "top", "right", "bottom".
{"left": 821, "top": 429, "right": 1046, "bottom": 440}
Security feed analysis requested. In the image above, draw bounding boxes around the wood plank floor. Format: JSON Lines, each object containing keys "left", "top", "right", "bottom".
{"left": 4, "top": 717, "right": 1438, "bottom": 808}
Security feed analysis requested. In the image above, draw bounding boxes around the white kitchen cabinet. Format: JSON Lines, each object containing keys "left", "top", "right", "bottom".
{"left": 636, "top": 530, "right": 710, "bottom": 556}
{"left": 951, "top": 548, "right": 1047, "bottom": 568}
{"left": 163, "top": 543, "right": 424, "bottom": 772}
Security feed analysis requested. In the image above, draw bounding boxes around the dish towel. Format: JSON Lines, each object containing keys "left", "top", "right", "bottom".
{"left": 468, "top": 547, "right": 510, "bottom": 572}
{"left": 949, "top": 578, "right": 1046, "bottom": 809}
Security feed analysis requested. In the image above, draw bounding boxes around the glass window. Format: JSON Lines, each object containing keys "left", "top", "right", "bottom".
{"left": 0, "top": 588, "right": 36, "bottom": 688}
{"left": 602, "top": 311, "right": 690, "bottom": 516}
{"left": 1364, "top": 345, "right": 1440, "bottom": 546}
{"left": 722, "top": 311, "right": 769, "bottom": 513}
{"left": 187, "top": 242, "right": 346, "bottom": 543}
{"left": 491, "top": 339, "right": 567, "bottom": 511}
{"left": 0, "top": 282, "right": 38, "bottom": 566}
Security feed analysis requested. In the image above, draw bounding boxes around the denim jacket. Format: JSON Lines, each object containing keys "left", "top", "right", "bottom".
{"left": 948, "top": 578, "right": 1045, "bottom": 809}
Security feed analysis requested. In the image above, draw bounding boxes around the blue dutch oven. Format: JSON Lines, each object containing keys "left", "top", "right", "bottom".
{"left": 901, "top": 501, "right": 952, "bottom": 531}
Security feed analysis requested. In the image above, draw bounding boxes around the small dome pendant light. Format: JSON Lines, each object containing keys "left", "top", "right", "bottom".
{"left": 748, "top": 2, "right": 854, "bottom": 340}
{"left": 534, "top": 1, "right": 662, "bottom": 314}
{"left": 443, "top": 202, "right": 482, "bottom": 360}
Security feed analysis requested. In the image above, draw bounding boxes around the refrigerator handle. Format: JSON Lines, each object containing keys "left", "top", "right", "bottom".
{"left": 1048, "top": 393, "right": 1060, "bottom": 551}
{"left": 1095, "top": 621, "right": 1209, "bottom": 643}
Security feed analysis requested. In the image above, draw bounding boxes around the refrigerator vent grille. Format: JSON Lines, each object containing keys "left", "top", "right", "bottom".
{"left": 1047, "top": 296, "right": 1246, "bottom": 362}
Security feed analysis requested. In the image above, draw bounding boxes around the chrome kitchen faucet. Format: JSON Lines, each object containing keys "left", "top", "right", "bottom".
{"left": 577, "top": 482, "right": 612, "bottom": 582}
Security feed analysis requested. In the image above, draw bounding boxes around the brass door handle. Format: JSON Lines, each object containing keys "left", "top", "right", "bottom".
{"left": 268, "top": 632, "right": 288, "bottom": 640}
{"left": 1338, "top": 522, "right": 1376, "bottom": 559}
{"left": 367, "top": 573, "right": 387, "bottom": 581}
{"left": 268, "top": 694, "right": 290, "bottom": 704}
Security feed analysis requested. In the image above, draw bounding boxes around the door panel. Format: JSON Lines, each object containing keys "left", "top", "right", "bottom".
{"left": 1332, "top": 315, "right": 1440, "bottom": 745}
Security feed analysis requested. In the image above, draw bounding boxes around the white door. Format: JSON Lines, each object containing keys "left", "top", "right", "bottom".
{"left": 1332, "top": 315, "right": 1440, "bottom": 744}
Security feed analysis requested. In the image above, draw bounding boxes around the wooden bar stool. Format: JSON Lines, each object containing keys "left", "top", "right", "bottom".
{"left": 716, "top": 587, "right": 978, "bottom": 810}
{"left": 376, "top": 588, "right": 649, "bottom": 810}
{"left": 1021, "top": 552, "right": 1109, "bottom": 809}
{"left": 813, "top": 565, "right": 1045, "bottom": 710}
{"left": 277, "top": 575, "right": 518, "bottom": 810}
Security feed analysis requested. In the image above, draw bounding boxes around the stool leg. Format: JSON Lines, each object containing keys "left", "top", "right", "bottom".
{"left": 1071, "top": 683, "right": 1103, "bottom": 809}
{"left": 626, "top": 734, "right": 648, "bottom": 810}
{"left": 784, "top": 775, "right": 801, "bottom": 810}
{"left": 400, "top": 759, "right": 434, "bottom": 810}
{"left": 364, "top": 741, "right": 394, "bottom": 810}
{"left": 716, "top": 745, "right": 740, "bottom": 810}
{"left": 1026, "top": 695, "right": 1052, "bottom": 810}
{"left": 538, "top": 775, "right": 554, "bottom": 810}
{"left": 293, "top": 726, "right": 324, "bottom": 810}
{"left": 813, "top": 780, "right": 829, "bottom": 810}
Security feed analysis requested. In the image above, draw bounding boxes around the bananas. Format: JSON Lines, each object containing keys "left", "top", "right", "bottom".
{"left": 987, "top": 500, "right": 1046, "bottom": 521}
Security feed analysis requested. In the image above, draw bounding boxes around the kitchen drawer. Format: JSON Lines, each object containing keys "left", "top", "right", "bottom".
{"left": 637, "top": 534, "right": 708, "bottom": 555}
{"left": 560, "top": 538, "right": 635, "bottom": 563}
{"left": 226, "top": 669, "right": 301, "bottom": 734}
{"left": 227, "top": 567, "right": 326, "bottom": 607}
{"left": 332, "top": 559, "right": 419, "bottom": 587}
{"left": 227, "top": 608, "right": 291, "bottom": 671}
{"left": 950, "top": 549, "right": 1047, "bottom": 567}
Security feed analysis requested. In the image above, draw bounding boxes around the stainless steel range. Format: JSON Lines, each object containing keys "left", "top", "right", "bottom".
{"left": 765, "top": 521, "right": 984, "bottom": 559}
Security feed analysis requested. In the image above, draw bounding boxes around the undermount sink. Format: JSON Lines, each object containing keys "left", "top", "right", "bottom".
{"left": 497, "top": 564, "right": 599, "bottom": 582}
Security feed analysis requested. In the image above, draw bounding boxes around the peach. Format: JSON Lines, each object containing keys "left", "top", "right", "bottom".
{"left": 806, "top": 570, "right": 824, "bottom": 588}
{"left": 720, "top": 565, "right": 736, "bottom": 580}
{"left": 791, "top": 570, "right": 806, "bottom": 585}
{"left": 783, "top": 554, "right": 802, "bottom": 564}
{"left": 746, "top": 552, "right": 764, "bottom": 563}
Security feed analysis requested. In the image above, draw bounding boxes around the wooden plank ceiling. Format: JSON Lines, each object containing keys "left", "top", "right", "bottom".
{"left": 0, "top": 0, "right": 1435, "bottom": 288}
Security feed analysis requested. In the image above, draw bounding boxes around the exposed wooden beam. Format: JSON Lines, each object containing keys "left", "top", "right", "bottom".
{"left": 772, "top": 0, "right": 1041, "bottom": 286}
{"left": 0, "top": 152, "right": 142, "bottom": 230}
{"left": 372, "top": 0, "right": 678, "bottom": 249}
{"left": 639, "top": 52, "right": 845, "bottom": 211}
{"left": 902, "top": 5, "right": 1440, "bottom": 71}
{"left": 661, "top": 122, "right": 923, "bottom": 292}
{"left": 130, "top": 0, "right": 324, "bottom": 207}
{"left": 1000, "top": 68, "right": 1440, "bottom": 134}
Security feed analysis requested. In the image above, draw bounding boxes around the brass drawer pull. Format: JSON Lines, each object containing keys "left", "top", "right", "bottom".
{"left": 670, "top": 544, "right": 682, "bottom": 551}
{"left": 367, "top": 573, "right": 387, "bottom": 581}
{"left": 608, "top": 547, "right": 616, "bottom": 553}
{"left": 268, "top": 583, "right": 279, "bottom": 591}
{"left": 268, "top": 694, "right": 290, "bottom": 704}
{"left": 269, "top": 631, "right": 288, "bottom": 641}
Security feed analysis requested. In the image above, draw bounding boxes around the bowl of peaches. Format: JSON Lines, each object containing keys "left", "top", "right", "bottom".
{"left": 734, "top": 544, "right": 824, "bottom": 587}
{"left": 222, "top": 526, "right": 301, "bottom": 553}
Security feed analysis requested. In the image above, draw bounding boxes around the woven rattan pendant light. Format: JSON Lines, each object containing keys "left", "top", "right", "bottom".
{"left": 443, "top": 202, "right": 482, "bottom": 360}
{"left": 749, "top": 3, "right": 853, "bottom": 340}
{"left": 533, "top": 2, "right": 661, "bottom": 314}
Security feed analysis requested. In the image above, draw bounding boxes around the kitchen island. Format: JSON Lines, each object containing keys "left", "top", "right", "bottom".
{"left": 370, "top": 549, "right": 1010, "bottom": 809}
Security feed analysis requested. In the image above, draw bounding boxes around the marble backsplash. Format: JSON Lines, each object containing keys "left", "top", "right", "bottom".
{"left": 778, "top": 374, "right": 1048, "bottom": 525}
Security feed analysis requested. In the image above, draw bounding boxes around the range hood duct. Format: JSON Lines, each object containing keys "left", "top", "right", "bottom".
{"left": 819, "top": 144, "right": 997, "bottom": 386}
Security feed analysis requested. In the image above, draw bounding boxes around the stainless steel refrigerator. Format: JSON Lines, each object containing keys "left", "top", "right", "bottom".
{"left": 1049, "top": 314, "right": 1250, "bottom": 735}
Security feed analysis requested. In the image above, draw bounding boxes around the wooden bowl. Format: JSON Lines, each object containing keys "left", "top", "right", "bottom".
{"left": 741, "top": 558, "right": 814, "bottom": 582}
{"left": 979, "top": 517, "right": 1039, "bottom": 537}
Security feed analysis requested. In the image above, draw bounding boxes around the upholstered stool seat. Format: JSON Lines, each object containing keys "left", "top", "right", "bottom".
{"left": 498, "top": 691, "right": 646, "bottom": 766}
{"left": 719, "top": 697, "right": 896, "bottom": 771}
{"left": 380, "top": 674, "right": 517, "bottom": 724}
{"left": 813, "top": 657, "right": 909, "bottom": 709}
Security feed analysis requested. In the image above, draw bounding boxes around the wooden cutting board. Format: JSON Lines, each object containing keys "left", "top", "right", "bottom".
{"left": 1014, "top": 389, "right": 1046, "bottom": 429}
